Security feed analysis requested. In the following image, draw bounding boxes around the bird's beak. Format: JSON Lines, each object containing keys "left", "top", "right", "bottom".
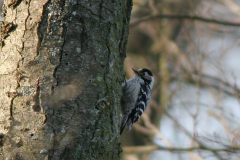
{"left": 132, "top": 68, "right": 140, "bottom": 75}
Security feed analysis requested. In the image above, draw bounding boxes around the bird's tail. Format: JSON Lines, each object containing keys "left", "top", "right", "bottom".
{"left": 120, "top": 116, "right": 128, "bottom": 135}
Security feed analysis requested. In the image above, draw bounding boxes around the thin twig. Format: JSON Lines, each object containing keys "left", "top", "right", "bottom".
{"left": 164, "top": 111, "right": 225, "bottom": 160}
{"left": 141, "top": 114, "right": 172, "bottom": 148}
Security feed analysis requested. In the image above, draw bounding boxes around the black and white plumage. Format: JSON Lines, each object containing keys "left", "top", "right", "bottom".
{"left": 120, "top": 68, "right": 154, "bottom": 134}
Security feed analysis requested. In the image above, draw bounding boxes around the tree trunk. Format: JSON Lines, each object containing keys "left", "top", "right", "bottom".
{"left": 0, "top": 0, "right": 132, "bottom": 159}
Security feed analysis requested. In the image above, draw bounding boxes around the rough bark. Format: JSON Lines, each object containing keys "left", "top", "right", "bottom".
{"left": 0, "top": 0, "right": 132, "bottom": 159}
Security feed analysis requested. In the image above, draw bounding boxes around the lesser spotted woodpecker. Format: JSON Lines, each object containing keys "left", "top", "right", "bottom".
{"left": 120, "top": 68, "right": 154, "bottom": 134}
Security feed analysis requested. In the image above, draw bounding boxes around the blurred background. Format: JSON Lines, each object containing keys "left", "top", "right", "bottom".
{"left": 1, "top": 0, "right": 240, "bottom": 159}
{"left": 121, "top": 0, "right": 240, "bottom": 160}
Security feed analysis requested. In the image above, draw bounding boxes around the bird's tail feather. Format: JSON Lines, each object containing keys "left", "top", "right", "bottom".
{"left": 120, "top": 116, "right": 128, "bottom": 135}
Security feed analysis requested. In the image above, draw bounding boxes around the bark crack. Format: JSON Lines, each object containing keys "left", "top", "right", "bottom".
{"left": 99, "top": 0, "right": 103, "bottom": 26}
{"left": 7, "top": 91, "right": 18, "bottom": 120}
{"left": 22, "top": 0, "right": 31, "bottom": 54}
{"left": 104, "top": 23, "right": 112, "bottom": 94}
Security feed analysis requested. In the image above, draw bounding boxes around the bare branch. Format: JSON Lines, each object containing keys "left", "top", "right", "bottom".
{"left": 130, "top": 14, "right": 240, "bottom": 27}
{"left": 123, "top": 145, "right": 240, "bottom": 154}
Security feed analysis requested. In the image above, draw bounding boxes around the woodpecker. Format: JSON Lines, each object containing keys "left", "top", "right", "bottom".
{"left": 120, "top": 68, "right": 154, "bottom": 134}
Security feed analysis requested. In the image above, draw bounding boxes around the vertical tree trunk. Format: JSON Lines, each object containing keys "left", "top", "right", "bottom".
{"left": 0, "top": 0, "right": 132, "bottom": 159}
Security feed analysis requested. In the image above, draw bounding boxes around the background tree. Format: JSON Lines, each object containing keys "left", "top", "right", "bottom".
{"left": 0, "top": 0, "right": 132, "bottom": 159}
